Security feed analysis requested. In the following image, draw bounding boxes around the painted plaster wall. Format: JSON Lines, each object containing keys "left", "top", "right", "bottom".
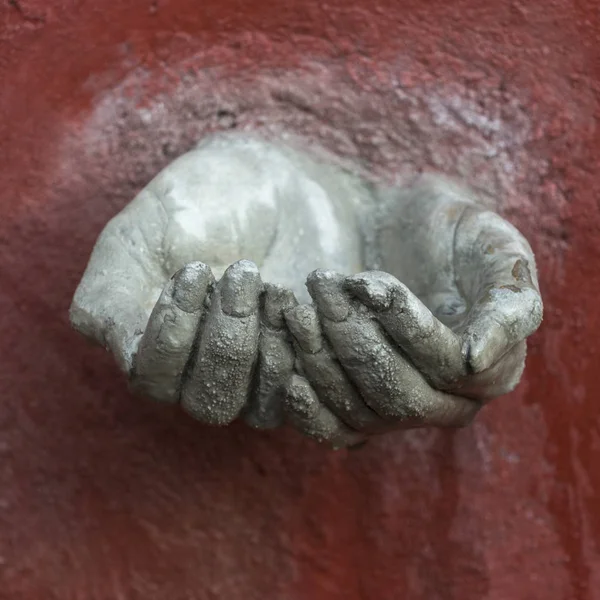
{"left": 1, "top": 0, "right": 599, "bottom": 598}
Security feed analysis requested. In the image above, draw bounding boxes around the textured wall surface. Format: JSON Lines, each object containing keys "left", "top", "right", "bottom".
{"left": 1, "top": 1, "right": 599, "bottom": 598}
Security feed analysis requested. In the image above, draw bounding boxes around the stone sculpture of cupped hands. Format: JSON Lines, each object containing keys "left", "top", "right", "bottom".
{"left": 70, "top": 133, "right": 543, "bottom": 448}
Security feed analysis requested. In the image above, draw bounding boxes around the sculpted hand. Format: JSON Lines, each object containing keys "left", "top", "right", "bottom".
{"left": 70, "top": 133, "right": 542, "bottom": 449}
{"left": 283, "top": 177, "right": 543, "bottom": 447}
{"left": 70, "top": 133, "right": 364, "bottom": 430}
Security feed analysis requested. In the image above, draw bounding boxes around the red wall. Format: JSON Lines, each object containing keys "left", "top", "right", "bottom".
{"left": 1, "top": 1, "right": 599, "bottom": 598}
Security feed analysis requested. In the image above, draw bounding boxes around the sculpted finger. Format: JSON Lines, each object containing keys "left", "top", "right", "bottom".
{"left": 345, "top": 271, "right": 528, "bottom": 403}
{"left": 131, "top": 262, "right": 214, "bottom": 402}
{"left": 308, "top": 270, "right": 479, "bottom": 427}
{"left": 455, "top": 340, "right": 527, "bottom": 401}
{"left": 243, "top": 284, "right": 298, "bottom": 430}
{"left": 454, "top": 207, "right": 543, "bottom": 373}
{"left": 181, "top": 260, "right": 262, "bottom": 425}
{"left": 284, "top": 375, "right": 366, "bottom": 449}
{"left": 284, "top": 304, "right": 385, "bottom": 432}
{"left": 345, "top": 271, "right": 465, "bottom": 388}
{"left": 463, "top": 284, "right": 541, "bottom": 375}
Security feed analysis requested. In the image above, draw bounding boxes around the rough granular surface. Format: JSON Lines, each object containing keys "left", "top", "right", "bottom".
{"left": 1, "top": 0, "right": 599, "bottom": 598}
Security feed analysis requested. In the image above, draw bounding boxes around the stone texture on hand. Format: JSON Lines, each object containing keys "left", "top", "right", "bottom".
{"left": 130, "top": 259, "right": 300, "bottom": 431}
{"left": 282, "top": 176, "right": 543, "bottom": 448}
{"left": 69, "top": 133, "right": 543, "bottom": 448}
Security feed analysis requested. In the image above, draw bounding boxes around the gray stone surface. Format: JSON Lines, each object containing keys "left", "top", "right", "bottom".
{"left": 70, "top": 132, "right": 543, "bottom": 448}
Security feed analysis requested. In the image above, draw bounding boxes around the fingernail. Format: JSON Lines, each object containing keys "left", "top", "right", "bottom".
{"left": 263, "top": 283, "right": 298, "bottom": 329}
{"left": 286, "top": 375, "right": 319, "bottom": 419}
{"left": 284, "top": 305, "right": 322, "bottom": 354}
{"left": 172, "top": 263, "right": 215, "bottom": 312}
{"left": 462, "top": 323, "right": 507, "bottom": 374}
{"left": 220, "top": 260, "right": 263, "bottom": 317}
{"left": 463, "top": 337, "right": 490, "bottom": 374}
{"left": 344, "top": 271, "right": 394, "bottom": 312}
{"left": 306, "top": 270, "right": 349, "bottom": 322}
